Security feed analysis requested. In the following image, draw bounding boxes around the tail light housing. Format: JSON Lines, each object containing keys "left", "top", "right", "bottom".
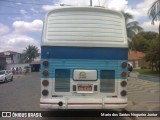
{"left": 121, "top": 71, "right": 127, "bottom": 77}
{"left": 42, "top": 80, "right": 49, "bottom": 86}
{"left": 42, "top": 89, "right": 49, "bottom": 96}
{"left": 121, "top": 62, "right": 127, "bottom": 68}
{"left": 43, "top": 60, "right": 49, "bottom": 67}
{"left": 121, "top": 81, "right": 127, "bottom": 87}
{"left": 43, "top": 70, "right": 48, "bottom": 76}
{"left": 121, "top": 90, "right": 127, "bottom": 96}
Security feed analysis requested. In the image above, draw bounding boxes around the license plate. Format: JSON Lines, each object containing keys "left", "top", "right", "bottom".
{"left": 78, "top": 85, "right": 92, "bottom": 91}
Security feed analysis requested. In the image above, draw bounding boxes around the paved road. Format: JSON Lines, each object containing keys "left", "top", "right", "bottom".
{"left": 127, "top": 77, "right": 160, "bottom": 111}
{"left": 0, "top": 72, "right": 159, "bottom": 120}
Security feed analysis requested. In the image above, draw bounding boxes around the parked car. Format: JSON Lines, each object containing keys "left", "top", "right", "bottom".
{"left": 0, "top": 70, "right": 13, "bottom": 83}
{"left": 23, "top": 66, "right": 31, "bottom": 73}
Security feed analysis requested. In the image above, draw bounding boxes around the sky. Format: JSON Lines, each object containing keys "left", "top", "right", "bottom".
{"left": 0, "top": 0, "right": 159, "bottom": 53}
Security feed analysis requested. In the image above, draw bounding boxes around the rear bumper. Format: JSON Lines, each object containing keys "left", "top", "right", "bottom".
{"left": 40, "top": 97, "right": 127, "bottom": 109}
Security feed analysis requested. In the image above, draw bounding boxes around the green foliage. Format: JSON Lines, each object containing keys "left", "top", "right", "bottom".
{"left": 148, "top": 0, "right": 160, "bottom": 24}
{"left": 148, "top": 0, "right": 160, "bottom": 36}
{"left": 122, "top": 11, "right": 143, "bottom": 50}
{"left": 131, "top": 31, "right": 158, "bottom": 52}
{"left": 122, "top": 11, "right": 143, "bottom": 41}
{"left": 23, "top": 45, "right": 40, "bottom": 63}
{"left": 133, "top": 69, "right": 160, "bottom": 77}
{"left": 144, "top": 37, "right": 160, "bottom": 71}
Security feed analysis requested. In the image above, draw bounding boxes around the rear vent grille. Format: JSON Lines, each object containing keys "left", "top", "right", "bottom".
{"left": 100, "top": 70, "right": 115, "bottom": 93}
{"left": 55, "top": 69, "right": 70, "bottom": 92}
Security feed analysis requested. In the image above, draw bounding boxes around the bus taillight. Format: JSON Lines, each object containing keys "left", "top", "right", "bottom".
{"left": 43, "top": 60, "right": 49, "bottom": 67}
{"left": 121, "top": 62, "right": 127, "bottom": 68}
{"left": 121, "top": 81, "right": 127, "bottom": 87}
{"left": 121, "top": 71, "right": 127, "bottom": 77}
{"left": 42, "top": 80, "right": 49, "bottom": 86}
{"left": 121, "top": 90, "right": 127, "bottom": 96}
{"left": 43, "top": 70, "right": 49, "bottom": 76}
{"left": 42, "top": 89, "right": 49, "bottom": 96}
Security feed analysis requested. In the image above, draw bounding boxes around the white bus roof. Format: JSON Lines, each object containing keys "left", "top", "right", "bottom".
{"left": 41, "top": 7, "right": 128, "bottom": 48}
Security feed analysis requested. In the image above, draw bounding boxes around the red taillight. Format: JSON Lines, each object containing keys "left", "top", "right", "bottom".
{"left": 121, "top": 81, "right": 127, "bottom": 87}
{"left": 42, "top": 80, "right": 49, "bottom": 86}
{"left": 43, "top": 70, "right": 48, "bottom": 76}
{"left": 42, "top": 89, "right": 49, "bottom": 96}
{"left": 121, "top": 62, "right": 127, "bottom": 68}
{"left": 43, "top": 60, "right": 49, "bottom": 67}
{"left": 121, "top": 71, "right": 127, "bottom": 77}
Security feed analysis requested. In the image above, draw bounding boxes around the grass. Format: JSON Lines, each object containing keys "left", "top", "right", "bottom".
{"left": 133, "top": 69, "right": 160, "bottom": 77}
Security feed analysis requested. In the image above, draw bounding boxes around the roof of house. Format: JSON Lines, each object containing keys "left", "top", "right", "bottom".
{"left": 0, "top": 51, "right": 19, "bottom": 56}
{"left": 128, "top": 51, "right": 145, "bottom": 60}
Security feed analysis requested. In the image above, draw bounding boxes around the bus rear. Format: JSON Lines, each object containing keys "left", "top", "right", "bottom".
{"left": 40, "top": 7, "right": 128, "bottom": 109}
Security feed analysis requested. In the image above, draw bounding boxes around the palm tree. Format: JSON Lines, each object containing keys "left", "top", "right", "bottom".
{"left": 122, "top": 12, "right": 143, "bottom": 50}
{"left": 148, "top": 0, "right": 160, "bottom": 37}
{"left": 23, "top": 45, "right": 40, "bottom": 63}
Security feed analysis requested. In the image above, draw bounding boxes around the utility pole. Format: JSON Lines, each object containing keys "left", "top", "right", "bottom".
{"left": 90, "top": 0, "right": 92, "bottom": 6}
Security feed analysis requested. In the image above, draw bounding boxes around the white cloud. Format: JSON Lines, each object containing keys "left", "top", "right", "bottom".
{"left": 106, "top": 0, "right": 128, "bottom": 11}
{"left": 0, "top": 23, "right": 10, "bottom": 35}
{"left": 0, "top": 33, "right": 40, "bottom": 53}
{"left": 20, "top": 9, "right": 28, "bottom": 15}
{"left": 12, "top": 19, "right": 43, "bottom": 33}
{"left": 30, "top": 8, "right": 39, "bottom": 13}
{"left": 42, "top": 0, "right": 88, "bottom": 12}
{"left": 125, "top": 0, "right": 157, "bottom": 20}
{"left": 141, "top": 21, "right": 159, "bottom": 33}
{"left": 42, "top": 0, "right": 129, "bottom": 11}
{"left": 0, "top": 19, "right": 42, "bottom": 53}
{"left": 16, "top": 2, "right": 22, "bottom": 5}
{"left": 42, "top": 0, "right": 108, "bottom": 11}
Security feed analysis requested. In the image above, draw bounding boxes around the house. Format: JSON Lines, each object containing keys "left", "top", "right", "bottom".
{"left": 0, "top": 51, "right": 30, "bottom": 71}
{"left": 0, "top": 51, "right": 21, "bottom": 64}
{"left": 128, "top": 51, "right": 149, "bottom": 69}
{"left": 0, "top": 56, "right": 6, "bottom": 70}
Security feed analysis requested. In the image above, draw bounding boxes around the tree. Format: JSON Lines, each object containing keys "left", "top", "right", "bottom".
{"left": 122, "top": 12, "right": 143, "bottom": 50}
{"left": 148, "top": 0, "right": 160, "bottom": 37}
{"left": 144, "top": 37, "right": 160, "bottom": 72}
{"left": 23, "top": 45, "right": 40, "bottom": 63}
{"left": 131, "top": 31, "right": 159, "bottom": 52}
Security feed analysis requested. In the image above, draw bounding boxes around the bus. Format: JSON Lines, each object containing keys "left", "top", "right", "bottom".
{"left": 40, "top": 6, "right": 128, "bottom": 109}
